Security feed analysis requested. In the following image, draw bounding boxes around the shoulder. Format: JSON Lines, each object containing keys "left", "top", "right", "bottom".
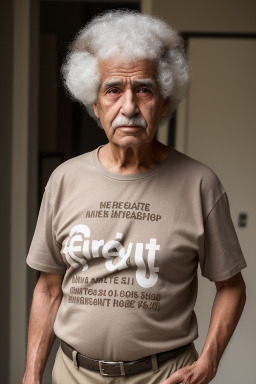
{"left": 173, "top": 149, "right": 223, "bottom": 187}
{"left": 171, "top": 149, "right": 222, "bottom": 185}
{"left": 44, "top": 150, "right": 95, "bottom": 202}
{"left": 171, "top": 149, "right": 216, "bottom": 175}
{"left": 49, "top": 151, "right": 92, "bottom": 183}
{"left": 169, "top": 149, "right": 226, "bottom": 213}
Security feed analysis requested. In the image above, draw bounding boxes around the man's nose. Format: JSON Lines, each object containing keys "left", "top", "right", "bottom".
{"left": 120, "top": 90, "right": 139, "bottom": 117}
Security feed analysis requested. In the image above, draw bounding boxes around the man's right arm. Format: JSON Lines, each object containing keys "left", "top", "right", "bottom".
{"left": 23, "top": 272, "right": 64, "bottom": 384}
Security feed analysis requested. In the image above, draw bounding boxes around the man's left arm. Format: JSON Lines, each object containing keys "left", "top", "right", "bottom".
{"left": 163, "top": 272, "right": 246, "bottom": 384}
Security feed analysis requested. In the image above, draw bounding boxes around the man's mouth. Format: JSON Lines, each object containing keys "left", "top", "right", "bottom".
{"left": 112, "top": 115, "right": 147, "bottom": 130}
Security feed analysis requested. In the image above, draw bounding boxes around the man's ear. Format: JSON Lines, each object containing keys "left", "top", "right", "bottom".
{"left": 161, "top": 97, "right": 170, "bottom": 117}
{"left": 93, "top": 102, "right": 99, "bottom": 118}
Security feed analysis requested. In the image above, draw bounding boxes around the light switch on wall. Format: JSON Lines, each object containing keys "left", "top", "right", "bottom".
{"left": 238, "top": 213, "right": 248, "bottom": 228}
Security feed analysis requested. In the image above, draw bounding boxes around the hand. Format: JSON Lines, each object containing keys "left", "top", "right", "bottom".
{"left": 161, "top": 356, "right": 215, "bottom": 384}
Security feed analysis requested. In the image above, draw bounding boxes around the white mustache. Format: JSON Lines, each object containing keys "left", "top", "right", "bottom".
{"left": 112, "top": 115, "right": 147, "bottom": 130}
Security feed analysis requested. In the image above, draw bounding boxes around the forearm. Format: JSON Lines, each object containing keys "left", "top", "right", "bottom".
{"left": 23, "top": 273, "right": 63, "bottom": 384}
{"left": 164, "top": 272, "right": 246, "bottom": 384}
{"left": 198, "top": 273, "right": 246, "bottom": 379}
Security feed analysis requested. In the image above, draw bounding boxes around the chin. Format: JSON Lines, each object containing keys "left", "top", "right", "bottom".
{"left": 112, "top": 137, "right": 148, "bottom": 148}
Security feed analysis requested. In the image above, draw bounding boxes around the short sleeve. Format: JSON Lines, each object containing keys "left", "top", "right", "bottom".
{"left": 26, "top": 189, "right": 66, "bottom": 274}
{"left": 199, "top": 193, "right": 247, "bottom": 282}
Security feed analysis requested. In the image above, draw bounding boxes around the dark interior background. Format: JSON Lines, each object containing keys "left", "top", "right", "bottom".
{"left": 39, "top": 1, "right": 140, "bottom": 201}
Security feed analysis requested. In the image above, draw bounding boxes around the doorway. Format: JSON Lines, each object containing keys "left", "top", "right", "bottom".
{"left": 39, "top": 1, "right": 140, "bottom": 200}
{"left": 176, "top": 34, "right": 256, "bottom": 383}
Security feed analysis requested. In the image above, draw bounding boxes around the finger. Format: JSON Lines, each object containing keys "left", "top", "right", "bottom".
{"left": 162, "top": 369, "right": 185, "bottom": 384}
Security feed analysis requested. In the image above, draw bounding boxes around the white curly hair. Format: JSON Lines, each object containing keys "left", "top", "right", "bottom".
{"left": 62, "top": 10, "right": 189, "bottom": 124}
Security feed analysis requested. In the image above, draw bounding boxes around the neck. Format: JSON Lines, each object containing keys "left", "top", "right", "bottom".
{"left": 98, "top": 140, "right": 171, "bottom": 175}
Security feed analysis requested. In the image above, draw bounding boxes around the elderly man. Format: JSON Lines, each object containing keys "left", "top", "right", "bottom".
{"left": 23, "top": 10, "right": 246, "bottom": 384}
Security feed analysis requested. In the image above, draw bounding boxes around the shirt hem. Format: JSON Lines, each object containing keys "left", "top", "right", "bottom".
{"left": 26, "top": 258, "right": 66, "bottom": 274}
{"left": 204, "top": 261, "right": 247, "bottom": 282}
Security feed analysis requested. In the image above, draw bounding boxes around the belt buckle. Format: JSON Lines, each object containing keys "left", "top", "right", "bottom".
{"left": 99, "top": 360, "right": 125, "bottom": 376}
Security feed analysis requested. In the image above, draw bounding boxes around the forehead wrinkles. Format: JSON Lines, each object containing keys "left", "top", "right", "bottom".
{"left": 98, "top": 59, "right": 157, "bottom": 83}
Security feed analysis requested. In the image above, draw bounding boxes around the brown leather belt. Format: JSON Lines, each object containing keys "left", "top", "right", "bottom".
{"left": 60, "top": 340, "right": 191, "bottom": 376}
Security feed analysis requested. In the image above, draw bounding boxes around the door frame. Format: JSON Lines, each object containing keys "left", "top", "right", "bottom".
{"left": 175, "top": 32, "right": 256, "bottom": 153}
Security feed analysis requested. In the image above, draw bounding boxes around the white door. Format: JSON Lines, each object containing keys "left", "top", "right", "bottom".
{"left": 176, "top": 37, "right": 256, "bottom": 383}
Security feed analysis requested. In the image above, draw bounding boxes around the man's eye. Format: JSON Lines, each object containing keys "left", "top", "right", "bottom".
{"left": 107, "top": 88, "right": 119, "bottom": 94}
{"left": 138, "top": 87, "right": 151, "bottom": 94}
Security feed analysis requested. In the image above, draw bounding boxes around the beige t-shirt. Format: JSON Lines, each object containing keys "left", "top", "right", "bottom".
{"left": 27, "top": 147, "right": 246, "bottom": 361}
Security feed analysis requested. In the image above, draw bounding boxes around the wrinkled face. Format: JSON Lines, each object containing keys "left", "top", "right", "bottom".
{"left": 93, "top": 57, "right": 169, "bottom": 148}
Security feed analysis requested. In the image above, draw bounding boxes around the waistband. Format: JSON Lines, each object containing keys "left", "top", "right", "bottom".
{"left": 60, "top": 340, "right": 192, "bottom": 377}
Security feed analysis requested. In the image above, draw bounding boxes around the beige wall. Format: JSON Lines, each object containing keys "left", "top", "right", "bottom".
{"left": 183, "top": 37, "right": 255, "bottom": 383}
{"left": 10, "top": 0, "right": 29, "bottom": 381}
{"left": 152, "top": 0, "right": 256, "bottom": 33}
{"left": 0, "top": 1, "right": 13, "bottom": 382}
{"left": 3, "top": 0, "right": 39, "bottom": 383}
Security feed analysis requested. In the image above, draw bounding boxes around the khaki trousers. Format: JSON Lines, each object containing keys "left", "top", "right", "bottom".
{"left": 52, "top": 344, "right": 198, "bottom": 384}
